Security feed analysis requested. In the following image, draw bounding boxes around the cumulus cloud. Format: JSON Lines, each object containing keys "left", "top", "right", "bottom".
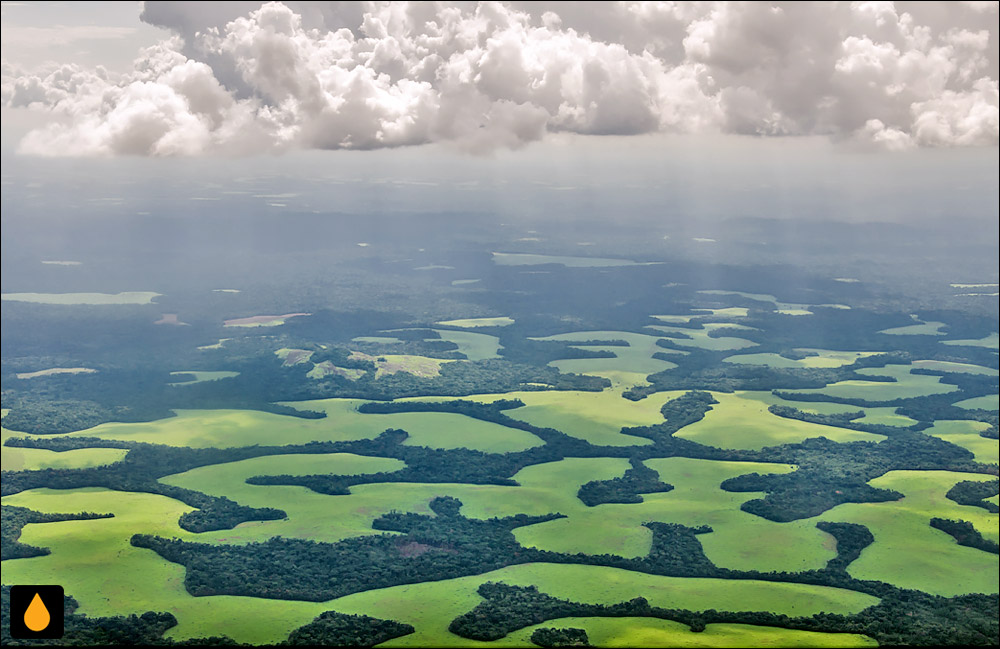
{"left": 2, "top": 1, "right": 997, "bottom": 155}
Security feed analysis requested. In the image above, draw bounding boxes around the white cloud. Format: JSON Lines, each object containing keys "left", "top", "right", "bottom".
{"left": 3, "top": 0, "right": 997, "bottom": 155}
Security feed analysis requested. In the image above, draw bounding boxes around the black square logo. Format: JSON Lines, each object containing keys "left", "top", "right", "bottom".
{"left": 9, "top": 585, "right": 64, "bottom": 639}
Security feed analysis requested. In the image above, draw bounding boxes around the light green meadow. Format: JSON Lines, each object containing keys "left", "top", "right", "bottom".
{"left": 762, "top": 395, "right": 918, "bottom": 427}
{"left": 723, "top": 349, "right": 876, "bottom": 369}
{"left": 670, "top": 391, "right": 885, "bottom": 450}
{"left": 638, "top": 458, "right": 836, "bottom": 572}
{"left": 434, "top": 316, "right": 514, "bottom": 328}
{"left": 455, "top": 388, "right": 679, "bottom": 447}
{"left": 879, "top": 321, "right": 947, "bottom": 335}
{"left": 953, "top": 394, "right": 999, "bottom": 411}
{"left": 792, "top": 364, "right": 959, "bottom": 401}
{"left": 168, "top": 371, "right": 240, "bottom": 385}
{"left": 15, "top": 367, "right": 98, "bottom": 379}
{"left": 817, "top": 471, "right": 999, "bottom": 596}
{"left": 942, "top": 332, "right": 1000, "bottom": 349}
{"left": 652, "top": 307, "right": 750, "bottom": 323}
{"left": 327, "top": 563, "right": 878, "bottom": 648}
{"left": 529, "top": 330, "right": 686, "bottom": 387}
{"left": 439, "top": 455, "right": 834, "bottom": 573}
{"left": 1, "top": 291, "right": 161, "bottom": 305}
{"left": 1, "top": 445, "right": 128, "bottom": 471}
{"left": 508, "top": 617, "right": 877, "bottom": 648}
{"left": 0, "top": 488, "right": 332, "bottom": 644}
{"left": 912, "top": 360, "right": 998, "bottom": 375}
{"left": 697, "top": 290, "right": 849, "bottom": 316}
{"left": 432, "top": 329, "right": 502, "bottom": 360}
{"left": 54, "top": 401, "right": 543, "bottom": 452}
{"left": 922, "top": 420, "right": 998, "bottom": 464}
{"left": 646, "top": 323, "right": 759, "bottom": 352}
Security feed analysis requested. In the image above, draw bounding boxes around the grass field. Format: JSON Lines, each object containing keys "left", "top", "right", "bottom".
{"left": 168, "top": 371, "right": 240, "bottom": 385}
{"left": 432, "top": 329, "right": 502, "bottom": 360}
{"left": 0, "top": 488, "right": 333, "bottom": 644}
{"left": 697, "top": 290, "right": 849, "bottom": 316}
{"left": 922, "top": 420, "right": 998, "bottom": 464}
{"left": 223, "top": 313, "right": 310, "bottom": 327}
{"left": 645, "top": 323, "right": 759, "bottom": 352}
{"left": 329, "top": 562, "right": 878, "bottom": 648}
{"left": 670, "top": 391, "right": 885, "bottom": 450}
{"left": 508, "top": 617, "right": 877, "bottom": 648}
{"left": 818, "top": 470, "right": 999, "bottom": 596}
{"left": 651, "top": 307, "right": 749, "bottom": 323}
{"left": 879, "top": 321, "right": 947, "bottom": 335}
{"left": 942, "top": 332, "right": 1000, "bottom": 349}
{"left": 1, "top": 291, "right": 161, "bottom": 305}
{"left": 15, "top": 367, "right": 98, "bottom": 379}
{"left": 529, "top": 330, "right": 685, "bottom": 386}
{"left": 434, "top": 316, "right": 514, "bottom": 328}
{"left": 791, "top": 364, "right": 959, "bottom": 401}
{"left": 457, "top": 388, "right": 676, "bottom": 447}
{"left": 0, "top": 446, "right": 128, "bottom": 471}
{"left": 54, "top": 400, "right": 542, "bottom": 451}
{"left": 912, "top": 360, "right": 998, "bottom": 375}
{"left": 722, "top": 349, "right": 876, "bottom": 369}
{"left": 637, "top": 458, "right": 834, "bottom": 572}
{"left": 953, "top": 394, "right": 999, "bottom": 411}
{"left": 760, "top": 395, "right": 918, "bottom": 427}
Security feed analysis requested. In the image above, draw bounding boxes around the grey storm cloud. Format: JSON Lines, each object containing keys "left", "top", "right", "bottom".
{"left": 2, "top": 1, "right": 997, "bottom": 155}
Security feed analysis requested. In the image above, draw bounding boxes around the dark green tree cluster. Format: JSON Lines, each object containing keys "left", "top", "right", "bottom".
{"left": 530, "top": 627, "right": 590, "bottom": 647}
{"left": 946, "top": 479, "right": 1000, "bottom": 513}
{"left": 929, "top": 518, "right": 999, "bottom": 554}
{"left": 281, "top": 611, "right": 414, "bottom": 646}
{"left": 577, "top": 457, "right": 673, "bottom": 506}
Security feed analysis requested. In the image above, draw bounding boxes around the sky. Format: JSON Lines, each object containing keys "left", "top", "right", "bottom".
{"left": 0, "top": 1, "right": 998, "bottom": 225}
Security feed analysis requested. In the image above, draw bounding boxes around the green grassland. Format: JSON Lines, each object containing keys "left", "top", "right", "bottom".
{"left": 434, "top": 316, "right": 514, "bottom": 328}
{"left": 723, "top": 350, "right": 877, "bottom": 369}
{"left": 941, "top": 332, "right": 1000, "bottom": 349}
{"left": 757, "top": 394, "right": 918, "bottom": 427}
{"left": 670, "top": 391, "right": 885, "bottom": 450}
{"left": 791, "top": 364, "right": 959, "bottom": 401}
{"left": 651, "top": 307, "right": 750, "bottom": 323}
{"left": 0, "top": 488, "right": 332, "bottom": 644}
{"left": 638, "top": 458, "right": 835, "bottom": 572}
{"left": 508, "top": 617, "right": 877, "bottom": 648}
{"left": 922, "top": 420, "right": 998, "bottom": 464}
{"left": 329, "top": 563, "right": 879, "bottom": 648}
{"left": 15, "top": 367, "right": 98, "bottom": 379}
{"left": 52, "top": 401, "right": 544, "bottom": 452}
{"left": 817, "top": 471, "right": 999, "bottom": 596}
{"left": 432, "top": 329, "right": 502, "bottom": 360}
{"left": 697, "top": 290, "right": 849, "bottom": 316}
{"left": 953, "top": 394, "right": 999, "bottom": 411}
{"left": 455, "top": 388, "right": 677, "bottom": 447}
{"left": 0, "top": 446, "right": 127, "bottom": 471}
{"left": 646, "top": 323, "right": 759, "bottom": 352}
{"left": 529, "top": 330, "right": 686, "bottom": 387}
{"left": 1, "top": 291, "right": 161, "bottom": 305}
{"left": 168, "top": 371, "right": 240, "bottom": 385}
{"left": 879, "top": 321, "right": 947, "bottom": 336}
{"left": 911, "top": 360, "right": 998, "bottom": 375}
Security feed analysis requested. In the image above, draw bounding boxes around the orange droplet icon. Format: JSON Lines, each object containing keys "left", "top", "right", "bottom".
{"left": 24, "top": 592, "right": 51, "bottom": 632}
